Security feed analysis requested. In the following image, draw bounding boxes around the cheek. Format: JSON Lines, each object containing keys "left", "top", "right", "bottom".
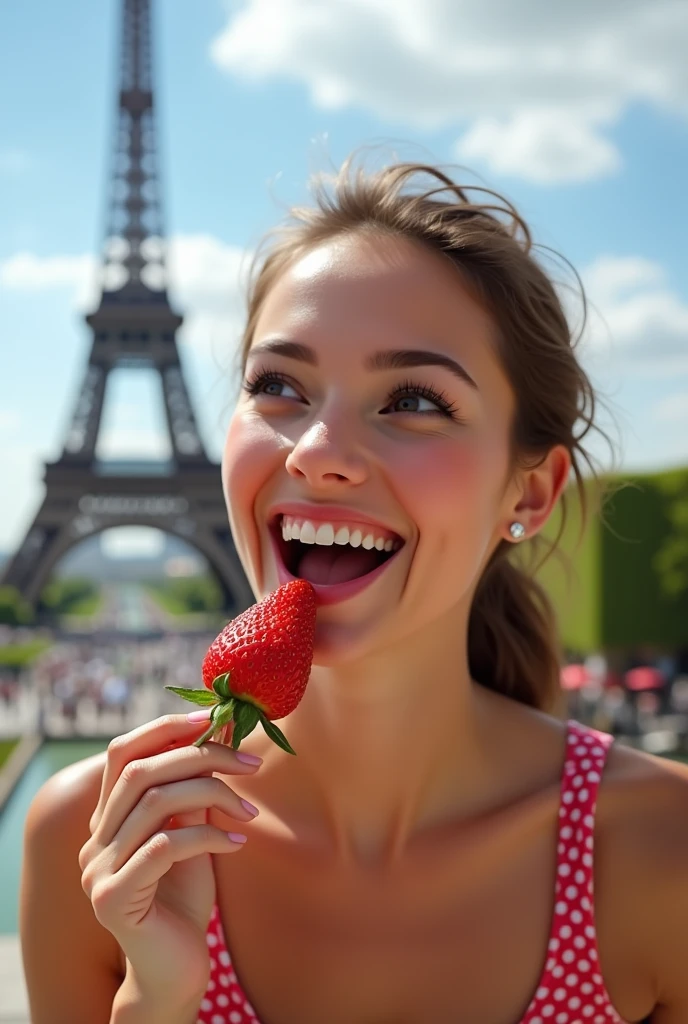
{"left": 395, "top": 437, "right": 500, "bottom": 530}
{"left": 222, "top": 413, "right": 283, "bottom": 539}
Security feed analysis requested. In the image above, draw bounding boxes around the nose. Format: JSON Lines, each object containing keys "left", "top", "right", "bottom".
{"left": 285, "top": 418, "right": 368, "bottom": 489}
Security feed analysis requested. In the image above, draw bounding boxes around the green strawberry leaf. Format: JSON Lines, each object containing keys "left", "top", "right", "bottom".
{"left": 212, "top": 673, "right": 232, "bottom": 700}
{"left": 258, "top": 713, "right": 296, "bottom": 756}
{"left": 164, "top": 686, "right": 219, "bottom": 707}
{"left": 230, "top": 702, "right": 261, "bottom": 750}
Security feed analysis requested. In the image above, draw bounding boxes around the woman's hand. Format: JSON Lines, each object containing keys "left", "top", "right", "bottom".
{"left": 78, "top": 712, "right": 262, "bottom": 1004}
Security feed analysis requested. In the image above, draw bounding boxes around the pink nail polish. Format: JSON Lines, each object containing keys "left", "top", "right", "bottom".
{"left": 228, "top": 832, "right": 247, "bottom": 844}
{"left": 236, "top": 751, "right": 262, "bottom": 765}
{"left": 240, "top": 798, "right": 259, "bottom": 817}
{"left": 187, "top": 708, "right": 213, "bottom": 722}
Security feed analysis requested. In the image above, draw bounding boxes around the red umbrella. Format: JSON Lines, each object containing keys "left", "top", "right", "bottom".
{"left": 560, "top": 664, "right": 591, "bottom": 691}
{"left": 624, "top": 666, "right": 664, "bottom": 692}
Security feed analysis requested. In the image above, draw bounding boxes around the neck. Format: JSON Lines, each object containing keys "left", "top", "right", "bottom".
{"left": 257, "top": 609, "right": 509, "bottom": 868}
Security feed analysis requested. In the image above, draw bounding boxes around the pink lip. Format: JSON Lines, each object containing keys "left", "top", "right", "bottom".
{"left": 268, "top": 529, "right": 403, "bottom": 606}
{"left": 267, "top": 501, "right": 403, "bottom": 538}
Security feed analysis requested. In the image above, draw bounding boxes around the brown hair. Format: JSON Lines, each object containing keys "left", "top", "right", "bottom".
{"left": 237, "top": 153, "right": 610, "bottom": 714}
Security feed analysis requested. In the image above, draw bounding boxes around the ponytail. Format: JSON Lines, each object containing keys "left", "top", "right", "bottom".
{"left": 468, "top": 551, "right": 564, "bottom": 715}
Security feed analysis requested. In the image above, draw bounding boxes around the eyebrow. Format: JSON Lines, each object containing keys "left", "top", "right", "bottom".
{"left": 249, "top": 339, "right": 478, "bottom": 390}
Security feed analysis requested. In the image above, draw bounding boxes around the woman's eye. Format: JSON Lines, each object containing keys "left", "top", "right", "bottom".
{"left": 244, "top": 373, "right": 302, "bottom": 401}
{"left": 390, "top": 394, "right": 438, "bottom": 414}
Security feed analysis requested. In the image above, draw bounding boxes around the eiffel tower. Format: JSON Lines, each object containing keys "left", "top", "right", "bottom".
{"left": 1, "top": 0, "right": 252, "bottom": 612}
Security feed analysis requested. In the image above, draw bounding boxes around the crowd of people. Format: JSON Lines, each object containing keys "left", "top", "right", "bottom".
{"left": 1, "top": 626, "right": 687, "bottom": 753}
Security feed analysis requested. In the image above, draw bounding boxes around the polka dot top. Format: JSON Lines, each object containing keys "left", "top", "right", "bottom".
{"left": 196, "top": 719, "right": 626, "bottom": 1024}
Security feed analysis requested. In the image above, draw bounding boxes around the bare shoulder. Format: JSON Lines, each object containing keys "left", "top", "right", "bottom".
{"left": 596, "top": 740, "right": 688, "bottom": 1019}
{"left": 21, "top": 748, "right": 124, "bottom": 1024}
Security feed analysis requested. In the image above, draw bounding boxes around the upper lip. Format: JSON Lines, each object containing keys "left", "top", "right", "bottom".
{"left": 266, "top": 502, "right": 405, "bottom": 541}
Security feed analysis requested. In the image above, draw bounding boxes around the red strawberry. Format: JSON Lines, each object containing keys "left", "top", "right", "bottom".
{"left": 166, "top": 580, "right": 316, "bottom": 755}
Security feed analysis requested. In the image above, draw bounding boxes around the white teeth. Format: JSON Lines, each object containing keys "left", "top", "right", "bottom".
{"left": 279, "top": 516, "right": 402, "bottom": 555}
{"left": 300, "top": 520, "right": 316, "bottom": 544}
{"left": 315, "top": 523, "right": 335, "bottom": 545}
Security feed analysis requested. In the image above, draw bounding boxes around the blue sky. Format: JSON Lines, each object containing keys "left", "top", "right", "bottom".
{"left": 1, "top": 0, "right": 687, "bottom": 559}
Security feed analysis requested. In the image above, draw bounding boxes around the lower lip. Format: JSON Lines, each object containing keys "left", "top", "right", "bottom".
{"left": 269, "top": 532, "right": 402, "bottom": 606}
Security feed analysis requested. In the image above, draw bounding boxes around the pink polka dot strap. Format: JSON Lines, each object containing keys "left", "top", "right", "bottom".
{"left": 196, "top": 719, "right": 625, "bottom": 1024}
{"left": 520, "top": 719, "right": 625, "bottom": 1024}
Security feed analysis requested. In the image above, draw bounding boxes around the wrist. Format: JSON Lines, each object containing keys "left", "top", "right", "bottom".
{"left": 111, "top": 967, "right": 206, "bottom": 1024}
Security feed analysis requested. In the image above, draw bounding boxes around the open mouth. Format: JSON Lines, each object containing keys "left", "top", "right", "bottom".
{"left": 269, "top": 514, "right": 404, "bottom": 587}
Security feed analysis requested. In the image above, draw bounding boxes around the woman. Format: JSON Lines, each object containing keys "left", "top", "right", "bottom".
{"left": 21, "top": 157, "right": 688, "bottom": 1023}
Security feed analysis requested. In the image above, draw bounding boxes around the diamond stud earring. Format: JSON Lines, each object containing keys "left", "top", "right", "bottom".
{"left": 509, "top": 522, "right": 526, "bottom": 541}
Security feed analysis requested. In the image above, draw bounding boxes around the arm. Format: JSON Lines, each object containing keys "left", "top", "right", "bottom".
{"left": 19, "top": 754, "right": 127, "bottom": 1024}
{"left": 639, "top": 762, "right": 688, "bottom": 1023}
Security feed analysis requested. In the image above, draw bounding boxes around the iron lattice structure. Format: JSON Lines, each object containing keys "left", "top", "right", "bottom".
{"left": 1, "top": 0, "right": 252, "bottom": 610}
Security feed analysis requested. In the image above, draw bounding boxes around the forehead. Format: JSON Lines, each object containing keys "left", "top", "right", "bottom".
{"left": 252, "top": 232, "right": 499, "bottom": 357}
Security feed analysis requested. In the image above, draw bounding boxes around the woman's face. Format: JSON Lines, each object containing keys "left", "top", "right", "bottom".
{"left": 223, "top": 232, "right": 522, "bottom": 663}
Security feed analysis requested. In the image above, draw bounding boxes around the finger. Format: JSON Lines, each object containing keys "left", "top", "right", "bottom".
{"left": 90, "top": 712, "right": 217, "bottom": 833}
{"left": 103, "top": 777, "right": 258, "bottom": 873}
{"left": 92, "top": 741, "right": 260, "bottom": 849}
{"left": 90, "top": 826, "right": 247, "bottom": 928}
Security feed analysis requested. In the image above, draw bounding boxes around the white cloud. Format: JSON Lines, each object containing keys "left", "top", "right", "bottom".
{"left": 581, "top": 256, "right": 688, "bottom": 373}
{"left": 210, "top": 0, "right": 688, "bottom": 183}
{"left": 454, "top": 109, "right": 620, "bottom": 184}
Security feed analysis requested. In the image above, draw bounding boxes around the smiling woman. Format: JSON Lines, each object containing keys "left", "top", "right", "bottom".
{"left": 21, "top": 153, "right": 688, "bottom": 1024}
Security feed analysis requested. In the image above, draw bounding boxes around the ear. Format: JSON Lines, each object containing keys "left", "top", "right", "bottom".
{"left": 504, "top": 445, "right": 571, "bottom": 542}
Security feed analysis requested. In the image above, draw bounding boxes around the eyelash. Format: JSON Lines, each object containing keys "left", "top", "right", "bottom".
{"left": 242, "top": 368, "right": 462, "bottom": 421}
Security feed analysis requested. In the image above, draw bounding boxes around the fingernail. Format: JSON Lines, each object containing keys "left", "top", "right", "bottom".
{"left": 240, "top": 798, "right": 259, "bottom": 817}
{"left": 236, "top": 751, "right": 263, "bottom": 765}
{"left": 228, "top": 832, "right": 247, "bottom": 844}
{"left": 187, "top": 707, "right": 213, "bottom": 722}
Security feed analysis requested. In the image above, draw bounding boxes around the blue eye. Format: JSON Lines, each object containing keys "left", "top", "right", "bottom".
{"left": 242, "top": 370, "right": 301, "bottom": 401}
{"left": 382, "top": 381, "right": 459, "bottom": 419}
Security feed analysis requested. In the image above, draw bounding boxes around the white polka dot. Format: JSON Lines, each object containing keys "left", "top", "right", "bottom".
{"left": 572, "top": 775, "right": 583, "bottom": 788}
{"left": 200, "top": 999, "right": 213, "bottom": 1011}
{"left": 565, "top": 974, "right": 579, "bottom": 987}
{"left": 218, "top": 973, "right": 230, "bottom": 987}
{"left": 556, "top": 1014, "right": 569, "bottom": 1023}
{"left": 581, "top": 758, "right": 592, "bottom": 769}
{"left": 563, "top": 791, "right": 574, "bottom": 804}
{"left": 574, "top": 935, "right": 586, "bottom": 949}
{"left": 558, "top": 863, "right": 571, "bottom": 876}
{"left": 218, "top": 949, "right": 231, "bottom": 967}
{"left": 554, "top": 986, "right": 567, "bottom": 1000}
{"left": 578, "top": 958, "right": 591, "bottom": 971}
{"left": 565, "top": 884, "right": 578, "bottom": 899}
{"left": 568, "top": 995, "right": 581, "bottom": 1009}
{"left": 229, "top": 1014, "right": 242, "bottom": 1024}
{"left": 206, "top": 932, "right": 218, "bottom": 947}
{"left": 542, "top": 1005, "right": 555, "bottom": 1018}
{"left": 231, "top": 991, "right": 243, "bottom": 1004}
{"left": 536, "top": 986, "right": 550, "bottom": 999}
{"left": 587, "top": 771, "right": 600, "bottom": 783}
{"left": 561, "top": 826, "right": 573, "bottom": 840}
{"left": 570, "top": 808, "right": 581, "bottom": 822}
{"left": 555, "top": 901, "right": 568, "bottom": 914}
{"left": 568, "top": 847, "right": 580, "bottom": 861}
{"left": 562, "top": 950, "right": 575, "bottom": 964}
{"left": 244, "top": 1002, "right": 256, "bottom": 1017}
{"left": 581, "top": 981, "right": 593, "bottom": 994}
{"left": 548, "top": 938, "right": 560, "bottom": 951}
{"left": 583, "top": 852, "right": 593, "bottom": 867}
{"left": 578, "top": 787, "right": 589, "bottom": 802}
{"left": 212, "top": 1016, "right": 225, "bottom": 1024}
{"left": 553, "top": 965, "right": 564, "bottom": 978}
{"left": 571, "top": 910, "right": 583, "bottom": 925}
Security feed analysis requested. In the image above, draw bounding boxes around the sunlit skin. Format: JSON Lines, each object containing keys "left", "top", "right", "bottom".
{"left": 220, "top": 232, "right": 570, "bottom": 866}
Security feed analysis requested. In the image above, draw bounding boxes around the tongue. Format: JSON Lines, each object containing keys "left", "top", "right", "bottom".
{"left": 297, "top": 545, "right": 382, "bottom": 585}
